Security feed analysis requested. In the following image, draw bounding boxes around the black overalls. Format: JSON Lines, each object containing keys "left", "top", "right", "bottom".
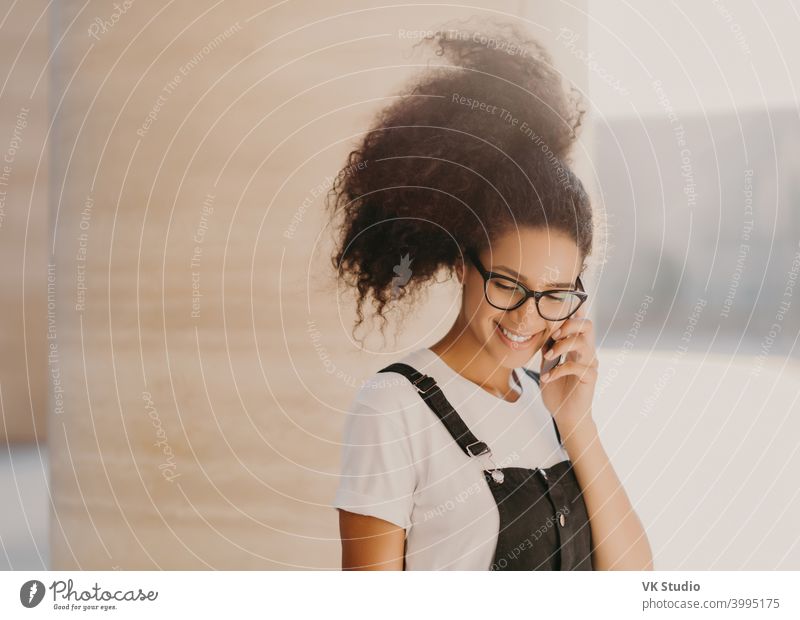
{"left": 378, "top": 362, "right": 594, "bottom": 571}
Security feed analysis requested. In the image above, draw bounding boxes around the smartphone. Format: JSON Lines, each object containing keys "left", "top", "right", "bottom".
{"left": 541, "top": 336, "right": 563, "bottom": 375}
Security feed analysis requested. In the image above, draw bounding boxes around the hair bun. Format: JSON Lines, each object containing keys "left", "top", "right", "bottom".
{"left": 414, "top": 18, "right": 585, "bottom": 158}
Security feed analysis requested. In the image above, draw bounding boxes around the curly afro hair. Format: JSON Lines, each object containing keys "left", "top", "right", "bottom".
{"left": 327, "top": 19, "right": 593, "bottom": 342}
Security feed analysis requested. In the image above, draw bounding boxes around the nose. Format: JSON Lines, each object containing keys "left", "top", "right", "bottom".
{"left": 507, "top": 298, "right": 548, "bottom": 334}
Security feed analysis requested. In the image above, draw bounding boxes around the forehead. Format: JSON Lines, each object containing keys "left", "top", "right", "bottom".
{"left": 482, "top": 228, "right": 582, "bottom": 284}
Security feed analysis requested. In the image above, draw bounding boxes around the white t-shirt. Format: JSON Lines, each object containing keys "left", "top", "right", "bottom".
{"left": 332, "top": 346, "right": 570, "bottom": 570}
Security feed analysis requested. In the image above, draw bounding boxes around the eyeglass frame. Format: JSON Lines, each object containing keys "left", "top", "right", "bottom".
{"left": 466, "top": 250, "right": 588, "bottom": 319}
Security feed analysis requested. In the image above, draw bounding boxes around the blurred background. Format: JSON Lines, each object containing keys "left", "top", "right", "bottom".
{"left": 1, "top": 0, "right": 798, "bottom": 570}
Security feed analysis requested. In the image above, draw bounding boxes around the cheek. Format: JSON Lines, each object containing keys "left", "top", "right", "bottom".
{"left": 463, "top": 284, "right": 500, "bottom": 324}
{"left": 462, "top": 283, "right": 483, "bottom": 314}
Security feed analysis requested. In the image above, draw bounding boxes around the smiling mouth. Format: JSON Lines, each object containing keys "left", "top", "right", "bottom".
{"left": 494, "top": 321, "right": 541, "bottom": 345}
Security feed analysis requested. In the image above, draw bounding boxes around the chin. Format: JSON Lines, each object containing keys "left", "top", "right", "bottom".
{"left": 487, "top": 319, "right": 545, "bottom": 363}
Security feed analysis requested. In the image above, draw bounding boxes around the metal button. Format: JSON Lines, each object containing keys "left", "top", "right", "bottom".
{"left": 559, "top": 513, "right": 566, "bottom": 527}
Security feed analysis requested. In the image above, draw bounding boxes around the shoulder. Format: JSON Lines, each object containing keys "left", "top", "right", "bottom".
{"left": 353, "top": 350, "right": 431, "bottom": 412}
{"left": 354, "top": 369, "right": 419, "bottom": 413}
{"left": 347, "top": 359, "right": 429, "bottom": 433}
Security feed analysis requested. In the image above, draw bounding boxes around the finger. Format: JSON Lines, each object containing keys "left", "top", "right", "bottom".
{"left": 572, "top": 301, "right": 587, "bottom": 318}
{"left": 541, "top": 360, "right": 596, "bottom": 384}
{"left": 546, "top": 333, "right": 596, "bottom": 364}
{"left": 540, "top": 360, "right": 597, "bottom": 385}
{"left": 543, "top": 333, "right": 587, "bottom": 362}
{"left": 552, "top": 316, "right": 593, "bottom": 340}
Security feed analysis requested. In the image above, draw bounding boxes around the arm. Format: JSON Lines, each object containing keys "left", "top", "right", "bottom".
{"left": 339, "top": 509, "right": 406, "bottom": 570}
{"left": 540, "top": 305, "right": 653, "bottom": 570}
{"left": 560, "top": 417, "right": 654, "bottom": 570}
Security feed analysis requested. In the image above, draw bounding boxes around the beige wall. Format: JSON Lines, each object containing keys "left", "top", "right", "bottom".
{"left": 0, "top": 2, "right": 49, "bottom": 444}
{"left": 47, "top": 0, "right": 589, "bottom": 569}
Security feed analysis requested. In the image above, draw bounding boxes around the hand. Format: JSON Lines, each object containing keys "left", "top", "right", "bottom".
{"left": 539, "top": 303, "right": 598, "bottom": 431}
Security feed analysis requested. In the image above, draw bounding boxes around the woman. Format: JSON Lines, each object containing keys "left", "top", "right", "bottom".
{"left": 327, "top": 21, "right": 653, "bottom": 571}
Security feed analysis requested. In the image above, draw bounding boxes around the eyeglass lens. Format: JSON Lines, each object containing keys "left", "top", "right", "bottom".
{"left": 485, "top": 277, "right": 583, "bottom": 319}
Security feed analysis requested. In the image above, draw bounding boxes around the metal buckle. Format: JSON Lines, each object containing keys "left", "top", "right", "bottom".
{"left": 465, "top": 441, "right": 490, "bottom": 457}
{"left": 412, "top": 374, "right": 436, "bottom": 394}
{"left": 466, "top": 441, "right": 505, "bottom": 484}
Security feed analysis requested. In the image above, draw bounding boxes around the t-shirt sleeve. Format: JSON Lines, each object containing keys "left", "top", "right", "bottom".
{"left": 332, "top": 395, "right": 417, "bottom": 530}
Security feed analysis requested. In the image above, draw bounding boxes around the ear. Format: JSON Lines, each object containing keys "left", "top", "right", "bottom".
{"left": 456, "top": 257, "right": 465, "bottom": 285}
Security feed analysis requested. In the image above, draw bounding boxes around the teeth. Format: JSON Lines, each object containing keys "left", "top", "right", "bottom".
{"left": 499, "top": 324, "right": 532, "bottom": 343}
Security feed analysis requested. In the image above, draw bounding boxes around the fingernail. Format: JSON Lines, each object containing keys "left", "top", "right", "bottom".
{"left": 552, "top": 329, "right": 561, "bottom": 339}
{"left": 541, "top": 372, "right": 550, "bottom": 381}
{"left": 544, "top": 350, "right": 553, "bottom": 359}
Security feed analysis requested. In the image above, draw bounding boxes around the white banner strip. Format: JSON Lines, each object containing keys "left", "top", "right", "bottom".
{"left": 1, "top": 571, "right": 797, "bottom": 619}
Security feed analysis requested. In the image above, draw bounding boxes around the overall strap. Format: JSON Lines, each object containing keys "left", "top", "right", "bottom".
{"left": 521, "top": 369, "right": 563, "bottom": 446}
{"left": 377, "top": 362, "right": 491, "bottom": 458}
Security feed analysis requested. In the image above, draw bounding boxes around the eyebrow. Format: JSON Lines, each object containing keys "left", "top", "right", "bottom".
{"left": 493, "top": 264, "right": 575, "bottom": 288}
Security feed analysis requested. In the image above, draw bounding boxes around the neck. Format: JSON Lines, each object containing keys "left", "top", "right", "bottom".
{"left": 429, "top": 313, "right": 519, "bottom": 402}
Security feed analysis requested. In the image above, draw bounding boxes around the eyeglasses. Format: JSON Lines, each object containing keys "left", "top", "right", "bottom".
{"left": 467, "top": 251, "right": 588, "bottom": 320}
